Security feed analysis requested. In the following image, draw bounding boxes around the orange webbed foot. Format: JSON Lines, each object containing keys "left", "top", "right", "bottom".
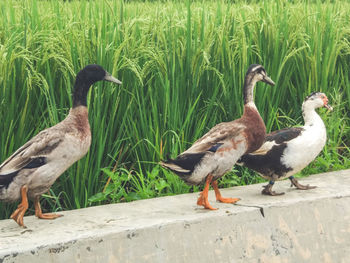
{"left": 196, "top": 175, "right": 218, "bottom": 210}
{"left": 34, "top": 195, "right": 63, "bottom": 220}
{"left": 10, "top": 186, "right": 29, "bottom": 227}
{"left": 216, "top": 196, "right": 241, "bottom": 204}
{"left": 10, "top": 207, "right": 27, "bottom": 227}
{"left": 211, "top": 180, "right": 241, "bottom": 204}
{"left": 36, "top": 213, "right": 63, "bottom": 220}
{"left": 197, "top": 192, "right": 217, "bottom": 210}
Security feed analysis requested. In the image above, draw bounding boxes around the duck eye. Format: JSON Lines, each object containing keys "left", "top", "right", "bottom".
{"left": 259, "top": 70, "right": 266, "bottom": 76}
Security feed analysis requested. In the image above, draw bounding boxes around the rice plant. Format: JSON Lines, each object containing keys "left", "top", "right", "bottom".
{"left": 0, "top": 0, "right": 349, "bottom": 218}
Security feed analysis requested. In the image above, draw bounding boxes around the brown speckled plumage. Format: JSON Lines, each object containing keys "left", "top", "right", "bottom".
{"left": 161, "top": 64, "right": 275, "bottom": 209}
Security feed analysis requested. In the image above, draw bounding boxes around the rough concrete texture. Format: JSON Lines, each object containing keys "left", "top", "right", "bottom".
{"left": 0, "top": 170, "right": 350, "bottom": 263}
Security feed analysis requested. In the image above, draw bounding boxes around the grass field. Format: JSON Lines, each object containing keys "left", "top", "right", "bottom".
{"left": 0, "top": 0, "right": 349, "bottom": 219}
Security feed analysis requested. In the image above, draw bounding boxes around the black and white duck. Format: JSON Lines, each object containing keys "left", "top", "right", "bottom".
{"left": 161, "top": 64, "right": 275, "bottom": 209}
{"left": 238, "top": 92, "right": 332, "bottom": 195}
{"left": 0, "top": 64, "right": 122, "bottom": 227}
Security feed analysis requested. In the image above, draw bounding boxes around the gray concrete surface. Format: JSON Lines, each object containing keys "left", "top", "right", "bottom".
{"left": 0, "top": 169, "right": 350, "bottom": 263}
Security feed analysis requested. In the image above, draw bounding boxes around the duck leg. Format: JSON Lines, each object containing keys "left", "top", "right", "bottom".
{"left": 211, "top": 180, "right": 240, "bottom": 204}
{"left": 10, "top": 185, "right": 29, "bottom": 227}
{"left": 262, "top": 181, "right": 285, "bottom": 196}
{"left": 197, "top": 175, "right": 217, "bottom": 210}
{"left": 34, "top": 196, "right": 63, "bottom": 220}
{"left": 289, "top": 176, "right": 316, "bottom": 190}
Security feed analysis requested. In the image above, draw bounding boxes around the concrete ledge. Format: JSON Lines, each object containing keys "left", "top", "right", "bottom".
{"left": 1, "top": 170, "right": 350, "bottom": 263}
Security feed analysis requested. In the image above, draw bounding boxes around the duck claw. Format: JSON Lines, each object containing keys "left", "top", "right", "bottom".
{"left": 290, "top": 177, "right": 317, "bottom": 190}
{"left": 261, "top": 184, "right": 285, "bottom": 196}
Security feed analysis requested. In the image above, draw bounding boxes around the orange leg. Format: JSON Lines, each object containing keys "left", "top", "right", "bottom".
{"left": 197, "top": 175, "right": 217, "bottom": 210}
{"left": 34, "top": 196, "right": 63, "bottom": 220}
{"left": 211, "top": 180, "right": 240, "bottom": 204}
{"left": 10, "top": 185, "right": 29, "bottom": 227}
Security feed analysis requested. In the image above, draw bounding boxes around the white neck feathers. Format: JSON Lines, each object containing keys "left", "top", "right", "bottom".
{"left": 302, "top": 105, "right": 324, "bottom": 128}
{"left": 245, "top": 101, "right": 258, "bottom": 110}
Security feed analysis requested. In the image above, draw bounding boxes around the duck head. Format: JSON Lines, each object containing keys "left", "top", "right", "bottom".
{"left": 246, "top": 64, "right": 275, "bottom": 86}
{"left": 303, "top": 92, "right": 333, "bottom": 111}
{"left": 73, "top": 64, "right": 122, "bottom": 107}
{"left": 244, "top": 64, "right": 275, "bottom": 105}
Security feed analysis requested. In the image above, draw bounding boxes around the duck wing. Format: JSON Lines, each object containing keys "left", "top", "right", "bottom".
{"left": 249, "top": 127, "right": 304, "bottom": 155}
{"left": 266, "top": 127, "right": 304, "bottom": 144}
{"left": 185, "top": 121, "right": 245, "bottom": 153}
{"left": 161, "top": 121, "right": 245, "bottom": 175}
{"left": 0, "top": 128, "right": 64, "bottom": 188}
{"left": 250, "top": 127, "right": 304, "bottom": 155}
{"left": 237, "top": 127, "right": 304, "bottom": 174}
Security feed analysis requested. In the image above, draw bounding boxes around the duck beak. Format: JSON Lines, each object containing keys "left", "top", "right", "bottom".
{"left": 104, "top": 72, "right": 122, "bottom": 85}
{"left": 262, "top": 75, "right": 275, "bottom": 86}
{"left": 324, "top": 104, "right": 333, "bottom": 111}
{"left": 323, "top": 97, "right": 333, "bottom": 111}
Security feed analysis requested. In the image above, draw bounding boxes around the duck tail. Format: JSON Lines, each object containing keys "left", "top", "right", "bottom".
{"left": 160, "top": 152, "right": 206, "bottom": 176}
{"left": 159, "top": 159, "right": 191, "bottom": 175}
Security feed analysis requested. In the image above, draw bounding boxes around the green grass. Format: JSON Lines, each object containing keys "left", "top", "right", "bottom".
{"left": 0, "top": 0, "right": 349, "bottom": 219}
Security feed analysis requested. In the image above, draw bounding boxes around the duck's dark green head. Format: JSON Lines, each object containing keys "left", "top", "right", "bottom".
{"left": 73, "top": 64, "right": 122, "bottom": 107}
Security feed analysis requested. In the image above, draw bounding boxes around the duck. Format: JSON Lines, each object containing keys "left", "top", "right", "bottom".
{"left": 0, "top": 64, "right": 122, "bottom": 227}
{"left": 237, "top": 92, "right": 332, "bottom": 195}
{"left": 161, "top": 64, "right": 275, "bottom": 210}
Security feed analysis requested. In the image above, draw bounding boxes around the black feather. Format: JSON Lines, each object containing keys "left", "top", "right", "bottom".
{"left": 246, "top": 64, "right": 264, "bottom": 74}
{"left": 23, "top": 157, "right": 47, "bottom": 169}
{"left": 266, "top": 127, "right": 304, "bottom": 144}
{"left": 164, "top": 152, "right": 206, "bottom": 176}
{"left": 304, "top": 92, "right": 321, "bottom": 101}
{"left": 208, "top": 143, "right": 223, "bottom": 153}
{"left": 0, "top": 171, "right": 19, "bottom": 189}
{"left": 239, "top": 143, "right": 292, "bottom": 178}
{"left": 0, "top": 157, "right": 47, "bottom": 189}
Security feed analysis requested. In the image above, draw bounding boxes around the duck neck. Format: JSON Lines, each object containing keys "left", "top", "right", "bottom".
{"left": 243, "top": 74, "right": 258, "bottom": 106}
{"left": 302, "top": 104, "right": 323, "bottom": 127}
{"left": 68, "top": 106, "right": 91, "bottom": 138}
{"left": 72, "top": 77, "right": 92, "bottom": 108}
{"left": 242, "top": 103, "right": 266, "bottom": 153}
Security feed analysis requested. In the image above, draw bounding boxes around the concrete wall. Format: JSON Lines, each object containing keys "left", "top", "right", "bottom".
{"left": 1, "top": 170, "right": 350, "bottom": 263}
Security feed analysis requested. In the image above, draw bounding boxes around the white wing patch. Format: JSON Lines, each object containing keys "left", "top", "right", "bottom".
{"left": 250, "top": 140, "right": 277, "bottom": 155}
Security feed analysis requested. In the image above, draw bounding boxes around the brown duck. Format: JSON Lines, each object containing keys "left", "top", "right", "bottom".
{"left": 161, "top": 64, "right": 275, "bottom": 209}
{"left": 0, "top": 64, "right": 121, "bottom": 227}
